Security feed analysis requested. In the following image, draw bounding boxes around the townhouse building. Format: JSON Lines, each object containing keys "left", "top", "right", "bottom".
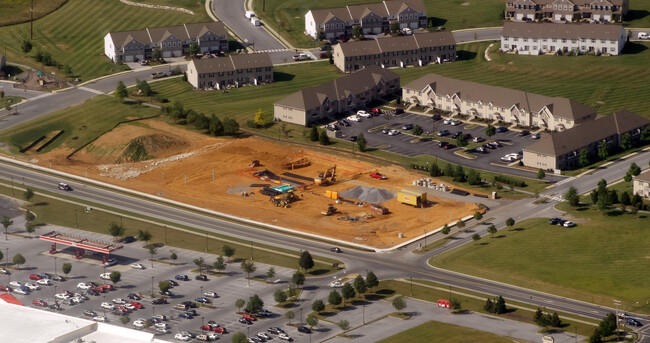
{"left": 187, "top": 53, "right": 273, "bottom": 90}
{"left": 500, "top": 22, "right": 626, "bottom": 55}
{"left": 523, "top": 110, "right": 650, "bottom": 171}
{"left": 633, "top": 169, "right": 650, "bottom": 199}
{"left": 104, "top": 22, "right": 228, "bottom": 63}
{"left": 274, "top": 66, "right": 400, "bottom": 126}
{"left": 402, "top": 73, "right": 597, "bottom": 131}
{"left": 332, "top": 32, "right": 456, "bottom": 72}
{"left": 505, "top": 0, "right": 628, "bottom": 22}
{"left": 304, "top": 0, "right": 427, "bottom": 39}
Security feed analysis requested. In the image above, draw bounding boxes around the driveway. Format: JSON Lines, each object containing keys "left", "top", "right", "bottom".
{"left": 212, "top": 0, "right": 286, "bottom": 51}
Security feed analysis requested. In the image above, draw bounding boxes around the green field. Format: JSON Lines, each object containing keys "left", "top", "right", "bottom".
{"left": 0, "top": 96, "right": 161, "bottom": 154}
{"left": 0, "top": 0, "right": 68, "bottom": 26}
{"left": 0, "top": 0, "right": 207, "bottom": 81}
{"left": 625, "top": 1, "right": 650, "bottom": 28}
{"left": 378, "top": 320, "right": 514, "bottom": 343}
{"left": 431, "top": 205, "right": 650, "bottom": 312}
{"left": 251, "top": 0, "right": 505, "bottom": 48}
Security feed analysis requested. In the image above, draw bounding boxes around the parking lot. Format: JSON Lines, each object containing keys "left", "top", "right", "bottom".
{"left": 333, "top": 110, "right": 549, "bottom": 179}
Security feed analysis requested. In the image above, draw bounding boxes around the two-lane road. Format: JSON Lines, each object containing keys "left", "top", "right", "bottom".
{"left": 212, "top": 0, "right": 286, "bottom": 51}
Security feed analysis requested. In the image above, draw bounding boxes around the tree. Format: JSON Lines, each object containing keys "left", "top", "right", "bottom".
{"left": 266, "top": 267, "right": 276, "bottom": 280}
{"left": 108, "top": 222, "right": 125, "bottom": 241}
{"left": 25, "top": 221, "right": 36, "bottom": 237}
{"left": 292, "top": 271, "right": 306, "bottom": 287}
{"left": 598, "top": 141, "right": 609, "bottom": 160}
{"left": 222, "top": 245, "right": 235, "bottom": 262}
{"left": 537, "top": 169, "right": 546, "bottom": 179}
{"left": 352, "top": 25, "right": 362, "bottom": 38}
{"left": 412, "top": 125, "right": 423, "bottom": 136}
{"left": 317, "top": 30, "right": 325, "bottom": 41}
{"left": 62, "top": 262, "right": 72, "bottom": 276}
{"left": 441, "top": 224, "right": 450, "bottom": 235}
{"left": 495, "top": 295, "right": 507, "bottom": 314}
{"left": 170, "top": 250, "right": 178, "bottom": 264}
{"left": 484, "top": 298, "right": 494, "bottom": 313}
{"left": 390, "top": 21, "right": 400, "bottom": 33}
{"left": 189, "top": 42, "right": 200, "bottom": 57}
{"left": 467, "top": 169, "right": 481, "bottom": 185}
{"left": 209, "top": 114, "right": 224, "bottom": 136}
{"left": 306, "top": 313, "right": 319, "bottom": 328}
{"left": 232, "top": 332, "right": 248, "bottom": 343}
{"left": 223, "top": 118, "right": 240, "bottom": 135}
{"left": 241, "top": 260, "right": 257, "bottom": 286}
{"left": 24, "top": 188, "right": 34, "bottom": 203}
{"left": 365, "top": 271, "right": 379, "bottom": 291}
{"left": 341, "top": 283, "right": 356, "bottom": 306}
{"left": 505, "top": 218, "right": 515, "bottom": 228}
{"left": 336, "top": 319, "right": 350, "bottom": 331}
{"left": 158, "top": 280, "right": 171, "bottom": 293}
{"left": 487, "top": 224, "right": 497, "bottom": 237}
{"left": 21, "top": 40, "right": 33, "bottom": 53}
{"left": 550, "top": 312, "right": 562, "bottom": 327}
{"left": 485, "top": 124, "right": 496, "bottom": 137}
{"left": 319, "top": 130, "right": 330, "bottom": 145}
{"left": 235, "top": 298, "right": 245, "bottom": 312}
{"left": 136, "top": 79, "right": 152, "bottom": 97}
{"left": 299, "top": 250, "right": 314, "bottom": 271}
{"left": 309, "top": 126, "right": 319, "bottom": 141}
{"left": 2, "top": 216, "right": 13, "bottom": 239}
{"left": 24, "top": 210, "right": 35, "bottom": 222}
{"left": 13, "top": 253, "right": 26, "bottom": 268}
{"left": 137, "top": 229, "right": 152, "bottom": 246}
{"left": 642, "top": 127, "right": 650, "bottom": 142}
{"left": 565, "top": 186, "right": 579, "bottom": 207}
{"left": 115, "top": 81, "right": 128, "bottom": 102}
{"left": 453, "top": 165, "right": 466, "bottom": 183}
{"left": 444, "top": 163, "right": 455, "bottom": 177}
{"left": 109, "top": 271, "right": 121, "bottom": 286}
{"left": 120, "top": 315, "right": 130, "bottom": 326}
{"left": 353, "top": 275, "right": 367, "bottom": 295}
{"left": 628, "top": 162, "right": 641, "bottom": 176}
{"left": 620, "top": 191, "right": 631, "bottom": 206}
{"left": 152, "top": 48, "right": 162, "bottom": 60}
{"left": 328, "top": 290, "right": 342, "bottom": 308}
{"left": 589, "top": 328, "right": 603, "bottom": 343}
{"left": 193, "top": 257, "right": 205, "bottom": 275}
{"left": 599, "top": 313, "right": 616, "bottom": 337}
{"left": 590, "top": 189, "right": 599, "bottom": 204}
{"left": 254, "top": 109, "right": 265, "bottom": 127}
{"left": 274, "top": 289, "right": 287, "bottom": 304}
{"left": 285, "top": 310, "right": 295, "bottom": 324}
{"left": 474, "top": 211, "right": 483, "bottom": 221}
{"left": 429, "top": 162, "right": 441, "bottom": 177}
{"left": 392, "top": 295, "right": 407, "bottom": 313}
{"left": 312, "top": 299, "right": 325, "bottom": 313}
{"left": 579, "top": 148, "right": 590, "bottom": 167}
{"left": 213, "top": 256, "right": 226, "bottom": 274}
{"left": 472, "top": 233, "right": 481, "bottom": 242}
{"left": 357, "top": 133, "right": 367, "bottom": 152}
{"left": 246, "top": 294, "right": 264, "bottom": 314}
{"left": 621, "top": 133, "right": 632, "bottom": 150}
{"left": 456, "top": 220, "right": 465, "bottom": 230}
{"left": 456, "top": 133, "right": 468, "bottom": 147}
{"left": 0, "top": 250, "right": 3, "bottom": 263}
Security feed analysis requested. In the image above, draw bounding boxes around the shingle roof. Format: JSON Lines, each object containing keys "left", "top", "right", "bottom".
{"left": 190, "top": 53, "right": 272, "bottom": 74}
{"left": 524, "top": 110, "right": 650, "bottom": 156}
{"left": 309, "top": 0, "right": 425, "bottom": 25}
{"left": 502, "top": 22, "right": 624, "bottom": 40}
{"left": 383, "top": 0, "right": 426, "bottom": 14}
{"left": 338, "top": 32, "right": 455, "bottom": 56}
{"left": 309, "top": 8, "right": 352, "bottom": 24}
{"left": 274, "top": 66, "right": 399, "bottom": 110}
{"left": 347, "top": 3, "right": 389, "bottom": 19}
{"left": 107, "top": 22, "right": 226, "bottom": 47}
{"left": 403, "top": 73, "right": 596, "bottom": 120}
{"left": 184, "top": 22, "right": 227, "bottom": 37}
{"left": 635, "top": 169, "right": 650, "bottom": 183}
{"left": 514, "top": 0, "right": 626, "bottom": 6}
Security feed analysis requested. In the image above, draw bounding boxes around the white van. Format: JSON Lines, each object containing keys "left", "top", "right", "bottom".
{"left": 251, "top": 17, "right": 260, "bottom": 26}
{"left": 638, "top": 32, "right": 648, "bottom": 39}
{"left": 245, "top": 11, "right": 256, "bottom": 19}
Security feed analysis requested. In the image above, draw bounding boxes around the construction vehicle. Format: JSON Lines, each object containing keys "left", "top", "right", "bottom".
{"left": 315, "top": 165, "right": 336, "bottom": 186}
{"left": 322, "top": 204, "right": 337, "bottom": 216}
{"left": 270, "top": 191, "right": 298, "bottom": 208}
{"left": 250, "top": 160, "right": 260, "bottom": 167}
{"left": 370, "top": 172, "right": 387, "bottom": 180}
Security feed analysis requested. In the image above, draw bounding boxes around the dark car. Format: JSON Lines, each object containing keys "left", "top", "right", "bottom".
{"left": 438, "top": 141, "right": 448, "bottom": 148}
{"left": 451, "top": 132, "right": 462, "bottom": 139}
{"left": 159, "top": 290, "right": 174, "bottom": 297}
{"left": 348, "top": 136, "right": 358, "bottom": 142}
{"left": 178, "top": 312, "right": 193, "bottom": 319}
{"left": 166, "top": 280, "right": 179, "bottom": 287}
{"left": 297, "top": 326, "right": 311, "bottom": 334}
{"left": 127, "top": 293, "right": 141, "bottom": 300}
{"left": 337, "top": 120, "right": 350, "bottom": 127}
{"left": 239, "top": 317, "right": 253, "bottom": 325}
{"left": 437, "top": 129, "right": 449, "bottom": 136}
{"left": 319, "top": 52, "right": 328, "bottom": 59}
{"left": 86, "top": 289, "right": 100, "bottom": 296}
{"left": 548, "top": 217, "right": 562, "bottom": 225}
{"left": 121, "top": 236, "right": 135, "bottom": 243}
{"left": 627, "top": 318, "right": 642, "bottom": 326}
{"left": 181, "top": 301, "right": 197, "bottom": 308}
{"left": 392, "top": 108, "right": 404, "bottom": 115}
{"left": 185, "top": 309, "right": 198, "bottom": 316}
{"left": 195, "top": 274, "right": 208, "bottom": 281}
{"left": 496, "top": 126, "right": 508, "bottom": 133}
{"left": 112, "top": 309, "right": 127, "bottom": 316}
{"left": 319, "top": 44, "right": 331, "bottom": 51}
{"left": 443, "top": 144, "right": 456, "bottom": 150}
{"left": 464, "top": 133, "right": 472, "bottom": 139}
{"left": 196, "top": 297, "right": 211, "bottom": 304}
{"left": 37, "top": 273, "right": 50, "bottom": 279}
{"left": 152, "top": 298, "right": 168, "bottom": 305}
{"left": 518, "top": 130, "right": 530, "bottom": 136}
{"left": 175, "top": 274, "right": 189, "bottom": 281}
{"left": 401, "top": 123, "right": 414, "bottom": 130}
{"left": 330, "top": 247, "right": 342, "bottom": 253}
{"left": 52, "top": 275, "right": 66, "bottom": 282}
{"left": 431, "top": 114, "right": 442, "bottom": 121}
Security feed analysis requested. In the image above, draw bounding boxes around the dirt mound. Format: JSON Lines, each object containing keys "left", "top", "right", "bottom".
{"left": 340, "top": 186, "right": 395, "bottom": 203}
{"left": 116, "top": 134, "right": 187, "bottom": 163}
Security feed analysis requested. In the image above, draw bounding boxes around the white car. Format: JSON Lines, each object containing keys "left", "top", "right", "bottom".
{"left": 203, "top": 291, "right": 218, "bottom": 298}
{"left": 563, "top": 220, "right": 576, "bottom": 228}
{"left": 155, "top": 322, "right": 169, "bottom": 329}
{"left": 156, "top": 327, "right": 171, "bottom": 334}
{"left": 104, "top": 258, "right": 117, "bottom": 266}
{"left": 133, "top": 320, "right": 147, "bottom": 328}
{"left": 279, "top": 333, "right": 292, "bottom": 341}
{"left": 130, "top": 263, "right": 146, "bottom": 270}
{"left": 9, "top": 281, "right": 22, "bottom": 288}
{"left": 101, "top": 302, "right": 115, "bottom": 310}
{"left": 36, "top": 279, "right": 52, "bottom": 286}
{"left": 258, "top": 332, "right": 271, "bottom": 340}
{"left": 330, "top": 281, "right": 344, "bottom": 288}
{"left": 112, "top": 298, "right": 127, "bottom": 304}
{"left": 13, "top": 287, "right": 28, "bottom": 295}
{"left": 73, "top": 295, "right": 85, "bottom": 303}
{"left": 124, "top": 303, "right": 136, "bottom": 310}
{"left": 55, "top": 293, "right": 71, "bottom": 300}
{"left": 93, "top": 316, "right": 107, "bottom": 322}
{"left": 356, "top": 110, "right": 371, "bottom": 118}
{"left": 346, "top": 115, "right": 360, "bottom": 122}
{"left": 174, "top": 333, "right": 191, "bottom": 341}
{"left": 100, "top": 273, "right": 111, "bottom": 280}
{"left": 77, "top": 282, "right": 91, "bottom": 290}
{"left": 207, "top": 332, "right": 219, "bottom": 340}
{"left": 450, "top": 119, "right": 462, "bottom": 126}
{"left": 0, "top": 268, "right": 9, "bottom": 274}
{"left": 388, "top": 129, "right": 400, "bottom": 136}
{"left": 25, "top": 282, "right": 40, "bottom": 291}
{"left": 443, "top": 118, "right": 451, "bottom": 125}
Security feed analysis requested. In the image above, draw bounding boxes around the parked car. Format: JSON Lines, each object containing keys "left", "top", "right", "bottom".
{"left": 348, "top": 135, "right": 357, "bottom": 141}
{"left": 627, "top": 318, "right": 642, "bottom": 326}
{"left": 548, "top": 217, "right": 562, "bottom": 225}
{"left": 268, "top": 327, "right": 285, "bottom": 335}
{"left": 0, "top": 285, "right": 10, "bottom": 292}
{"left": 84, "top": 309, "right": 97, "bottom": 317}
{"left": 101, "top": 302, "right": 115, "bottom": 310}
{"left": 100, "top": 273, "right": 111, "bottom": 280}
{"left": 93, "top": 316, "right": 107, "bottom": 322}
{"left": 121, "top": 236, "right": 136, "bottom": 243}
{"left": 25, "top": 282, "right": 39, "bottom": 290}
{"left": 346, "top": 115, "right": 360, "bottom": 122}
{"left": 102, "top": 284, "right": 115, "bottom": 291}
{"left": 175, "top": 274, "right": 190, "bottom": 281}
{"left": 133, "top": 319, "right": 147, "bottom": 328}
{"left": 388, "top": 129, "right": 400, "bottom": 136}
{"left": 195, "top": 274, "right": 208, "bottom": 281}
{"left": 518, "top": 130, "right": 530, "bottom": 136}
{"left": 443, "top": 144, "right": 456, "bottom": 150}
{"left": 292, "top": 53, "right": 310, "bottom": 61}
{"left": 337, "top": 120, "right": 350, "bottom": 127}
{"left": 437, "top": 129, "right": 449, "bottom": 136}
{"left": 179, "top": 312, "right": 193, "bottom": 319}
{"left": 370, "top": 172, "right": 387, "bottom": 180}
{"left": 431, "top": 114, "right": 442, "bottom": 121}
{"left": 391, "top": 108, "right": 404, "bottom": 115}
{"left": 29, "top": 274, "right": 42, "bottom": 280}
{"left": 258, "top": 332, "right": 271, "bottom": 340}
{"left": 104, "top": 258, "right": 117, "bottom": 266}
{"left": 450, "top": 119, "right": 462, "bottom": 126}
{"left": 326, "top": 124, "right": 338, "bottom": 131}
{"left": 401, "top": 123, "right": 414, "bottom": 130}
{"left": 356, "top": 110, "right": 371, "bottom": 118}
{"left": 181, "top": 300, "right": 197, "bottom": 308}
{"left": 130, "top": 263, "right": 146, "bottom": 270}
{"left": 451, "top": 131, "right": 462, "bottom": 139}
{"left": 174, "top": 333, "right": 191, "bottom": 341}
{"left": 196, "top": 297, "right": 211, "bottom": 304}
{"left": 130, "top": 301, "right": 144, "bottom": 309}
{"left": 330, "top": 281, "right": 344, "bottom": 288}
{"left": 51, "top": 275, "right": 65, "bottom": 282}
{"left": 381, "top": 128, "right": 390, "bottom": 134}
{"left": 242, "top": 314, "right": 256, "bottom": 321}
{"left": 438, "top": 141, "right": 448, "bottom": 148}
{"left": 58, "top": 183, "right": 72, "bottom": 191}
{"left": 36, "top": 279, "right": 52, "bottom": 286}
{"left": 297, "top": 326, "right": 311, "bottom": 333}
{"left": 369, "top": 108, "right": 382, "bottom": 114}
{"left": 152, "top": 298, "right": 168, "bottom": 305}
{"left": 531, "top": 132, "right": 541, "bottom": 139}
{"left": 167, "top": 280, "right": 179, "bottom": 287}
{"left": 0, "top": 268, "right": 9, "bottom": 275}
{"left": 32, "top": 299, "right": 47, "bottom": 307}
{"left": 152, "top": 314, "right": 167, "bottom": 321}
{"left": 112, "top": 309, "right": 126, "bottom": 316}
{"left": 496, "top": 126, "right": 508, "bottom": 133}
{"left": 472, "top": 136, "right": 485, "bottom": 143}
{"left": 278, "top": 333, "right": 292, "bottom": 341}
{"left": 239, "top": 317, "right": 252, "bottom": 325}
{"left": 562, "top": 221, "right": 576, "bottom": 228}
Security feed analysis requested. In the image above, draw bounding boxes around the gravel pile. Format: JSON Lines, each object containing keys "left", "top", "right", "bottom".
{"left": 340, "top": 186, "right": 395, "bottom": 203}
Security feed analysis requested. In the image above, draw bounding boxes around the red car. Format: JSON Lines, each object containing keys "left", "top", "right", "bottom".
{"left": 369, "top": 108, "right": 382, "bottom": 114}
{"left": 29, "top": 274, "right": 42, "bottom": 280}
{"left": 32, "top": 299, "right": 47, "bottom": 307}
{"left": 370, "top": 172, "right": 387, "bottom": 180}
{"left": 200, "top": 325, "right": 212, "bottom": 331}
{"left": 0, "top": 285, "right": 9, "bottom": 292}
{"left": 213, "top": 326, "right": 227, "bottom": 333}
{"left": 242, "top": 314, "right": 256, "bottom": 321}
{"left": 92, "top": 286, "right": 106, "bottom": 293}
{"left": 117, "top": 305, "right": 131, "bottom": 313}
{"left": 102, "top": 284, "right": 115, "bottom": 291}
{"left": 130, "top": 302, "right": 144, "bottom": 309}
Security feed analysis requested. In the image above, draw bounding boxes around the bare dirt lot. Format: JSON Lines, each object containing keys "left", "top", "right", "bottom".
{"left": 29, "top": 119, "right": 479, "bottom": 249}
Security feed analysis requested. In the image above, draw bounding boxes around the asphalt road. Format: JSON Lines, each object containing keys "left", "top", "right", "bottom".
{"left": 212, "top": 0, "right": 286, "bottom": 51}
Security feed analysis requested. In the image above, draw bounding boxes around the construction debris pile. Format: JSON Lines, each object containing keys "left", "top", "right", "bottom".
{"left": 340, "top": 186, "right": 395, "bottom": 203}
{"left": 338, "top": 212, "right": 374, "bottom": 223}
{"left": 413, "top": 178, "right": 450, "bottom": 191}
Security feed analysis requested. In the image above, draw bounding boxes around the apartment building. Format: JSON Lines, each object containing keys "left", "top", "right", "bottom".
{"left": 633, "top": 169, "right": 650, "bottom": 199}
{"left": 500, "top": 22, "right": 626, "bottom": 55}
{"left": 523, "top": 110, "right": 650, "bottom": 171}
{"left": 402, "top": 73, "right": 597, "bottom": 131}
{"left": 274, "top": 66, "right": 400, "bottom": 126}
{"left": 187, "top": 53, "right": 273, "bottom": 90}
{"left": 505, "top": 0, "right": 628, "bottom": 23}
{"left": 332, "top": 32, "right": 456, "bottom": 72}
{"left": 104, "top": 22, "right": 228, "bottom": 63}
{"left": 304, "top": 0, "right": 427, "bottom": 39}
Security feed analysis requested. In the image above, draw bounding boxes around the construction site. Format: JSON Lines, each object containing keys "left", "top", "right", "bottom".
{"left": 26, "top": 119, "right": 480, "bottom": 249}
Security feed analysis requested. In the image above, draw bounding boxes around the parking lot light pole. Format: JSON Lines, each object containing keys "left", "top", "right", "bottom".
{"left": 247, "top": 327, "right": 250, "bottom": 339}
{"left": 53, "top": 256, "right": 57, "bottom": 276}
{"left": 200, "top": 286, "right": 203, "bottom": 300}
{"left": 151, "top": 276, "right": 154, "bottom": 297}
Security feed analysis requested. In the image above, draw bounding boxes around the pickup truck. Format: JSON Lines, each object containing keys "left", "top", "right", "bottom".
{"left": 370, "top": 172, "right": 387, "bottom": 180}
{"left": 293, "top": 53, "right": 310, "bottom": 61}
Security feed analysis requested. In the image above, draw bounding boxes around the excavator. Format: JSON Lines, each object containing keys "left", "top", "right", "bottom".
{"left": 314, "top": 165, "right": 336, "bottom": 186}
{"left": 321, "top": 204, "right": 337, "bottom": 216}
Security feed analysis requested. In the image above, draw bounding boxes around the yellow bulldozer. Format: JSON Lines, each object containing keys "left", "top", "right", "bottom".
{"left": 321, "top": 204, "right": 337, "bottom": 216}
{"left": 315, "top": 165, "right": 336, "bottom": 186}
{"left": 270, "top": 191, "right": 299, "bottom": 208}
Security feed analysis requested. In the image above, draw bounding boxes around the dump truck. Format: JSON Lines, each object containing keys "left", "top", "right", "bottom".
{"left": 397, "top": 189, "right": 427, "bottom": 208}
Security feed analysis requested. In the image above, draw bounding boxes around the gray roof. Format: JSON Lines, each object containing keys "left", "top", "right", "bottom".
{"left": 108, "top": 22, "right": 226, "bottom": 47}
{"left": 635, "top": 169, "right": 650, "bottom": 183}
{"left": 309, "top": 7, "right": 352, "bottom": 24}
{"left": 525, "top": 110, "right": 650, "bottom": 156}
{"left": 190, "top": 53, "right": 272, "bottom": 74}
{"left": 404, "top": 73, "right": 596, "bottom": 120}
{"left": 309, "top": 0, "right": 425, "bottom": 25}
{"left": 339, "top": 32, "right": 455, "bottom": 56}
{"left": 511, "top": 0, "right": 626, "bottom": 6}
{"left": 502, "top": 22, "right": 624, "bottom": 40}
{"left": 383, "top": 0, "right": 426, "bottom": 14}
{"left": 347, "top": 3, "right": 389, "bottom": 19}
{"left": 274, "top": 66, "right": 399, "bottom": 110}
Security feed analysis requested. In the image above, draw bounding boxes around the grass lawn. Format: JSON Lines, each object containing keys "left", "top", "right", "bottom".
{"left": 0, "top": 183, "right": 341, "bottom": 274}
{"left": 378, "top": 320, "right": 514, "bottom": 343}
{"left": 0, "top": 95, "right": 161, "bottom": 154}
{"left": 624, "top": 2, "right": 650, "bottom": 28}
{"left": 251, "top": 0, "right": 505, "bottom": 48}
{"left": 0, "top": 0, "right": 208, "bottom": 81}
{"left": 0, "top": 0, "right": 67, "bottom": 26}
{"left": 430, "top": 204, "right": 650, "bottom": 313}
